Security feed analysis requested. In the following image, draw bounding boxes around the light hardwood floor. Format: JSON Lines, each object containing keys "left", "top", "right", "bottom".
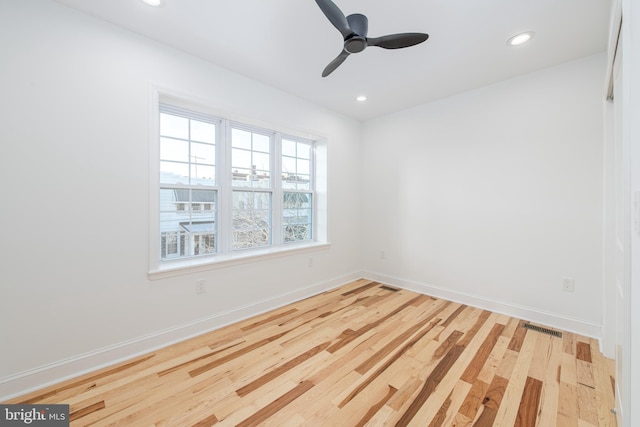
{"left": 8, "top": 279, "right": 617, "bottom": 426}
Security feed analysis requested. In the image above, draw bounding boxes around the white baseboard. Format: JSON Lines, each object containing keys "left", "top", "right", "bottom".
{"left": 0, "top": 271, "right": 362, "bottom": 402}
{"left": 363, "top": 271, "right": 603, "bottom": 340}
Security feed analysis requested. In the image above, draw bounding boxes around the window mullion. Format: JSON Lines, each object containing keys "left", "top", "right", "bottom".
{"left": 218, "top": 119, "right": 232, "bottom": 253}
{"left": 310, "top": 142, "right": 316, "bottom": 242}
{"left": 272, "top": 133, "right": 283, "bottom": 246}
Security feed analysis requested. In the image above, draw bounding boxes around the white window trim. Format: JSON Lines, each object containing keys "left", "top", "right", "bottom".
{"left": 148, "top": 87, "right": 329, "bottom": 280}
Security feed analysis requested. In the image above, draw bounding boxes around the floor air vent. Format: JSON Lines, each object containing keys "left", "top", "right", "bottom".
{"left": 523, "top": 322, "right": 563, "bottom": 338}
{"left": 379, "top": 285, "right": 400, "bottom": 292}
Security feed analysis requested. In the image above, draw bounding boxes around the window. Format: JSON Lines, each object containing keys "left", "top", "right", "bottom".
{"left": 159, "top": 105, "right": 218, "bottom": 260}
{"left": 282, "top": 137, "right": 313, "bottom": 243}
{"left": 231, "top": 127, "right": 273, "bottom": 250}
{"left": 155, "top": 102, "right": 317, "bottom": 266}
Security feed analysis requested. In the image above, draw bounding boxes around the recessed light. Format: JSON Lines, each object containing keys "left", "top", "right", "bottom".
{"left": 507, "top": 31, "right": 535, "bottom": 46}
{"left": 142, "top": 0, "right": 165, "bottom": 7}
{"left": 356, "top": 95, "right": 367, "bottom": 102}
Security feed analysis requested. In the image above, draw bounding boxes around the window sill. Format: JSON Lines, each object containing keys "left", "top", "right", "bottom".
{"left": 148, "top": 241, "right": 331, "bottom": 280}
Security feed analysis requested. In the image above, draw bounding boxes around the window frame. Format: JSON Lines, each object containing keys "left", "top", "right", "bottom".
{"left": 281, "top": 136, "right": 315, "bottom": 244}
{"left": 148, "top": 90, "right": 329, "bottom": 279}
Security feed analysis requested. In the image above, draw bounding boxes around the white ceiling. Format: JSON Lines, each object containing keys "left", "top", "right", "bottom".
{"left": 54, "top": 0, "right": 612, "bottom": 121}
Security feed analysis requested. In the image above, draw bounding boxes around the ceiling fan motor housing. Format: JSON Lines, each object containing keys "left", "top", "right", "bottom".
{"left": 344, "top": 14, "right": 368, "bottom": 53}
{"left": 345, "top": 36, "right": 367, "bottom": 53}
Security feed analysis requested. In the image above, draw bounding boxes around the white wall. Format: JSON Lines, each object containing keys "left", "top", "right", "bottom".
{"left": 0, "top": 0, "right": 362, "bottom": 398}
{"left": 362, "top": 53, "right": 606, "bottom": 337}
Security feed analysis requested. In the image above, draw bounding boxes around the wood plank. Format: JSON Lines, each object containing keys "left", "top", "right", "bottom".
{"left": 507, "top": 320, "right": 528, "bottom": 352}
{"left": 191, "top": 413, "right": 219, "bottom": 426}
{"left": 460, "top": 323, "right": 505, "bottom": 383}
{"left": 577, "top": 360, "right": 596, "bottom": 389}
{"left": 337, "top": 318, "right": 441, "bottom": 408}
{"left": 188, "top": 330, "right": 289, "bottom": 377}
{"left": 477, "top": 335, "right": 510, "bottom": 384}
{"left": 577, "top": 382, "right": 599, "bottom": 425}
{"left": 428, "top": 379, "right": 472, "bottom": 427}
{"left": 458, "top": 379, "right": 490, "bottom": 420}
{"left": 240, "top": 308, "right": 298, "bottom": 331}
{"left": 395, "top": 344, "right": 466, "bottom": 426}
{"left": 235, "top": 341, "right": 330, "bottom": 397}
{"left": 563, "top": 331, "right": 577, "bottom": 355}
{"left": 514, "top": 376, "right": 543, "bottom": 427}
{"left": 353, "top": 385, "right": 397, "bottom": 427}
{"left": 589, "top": 338, "right": 617, "bottom": 426}
{"left": 341, "top": 281, "right": 378, "bottom": 296}
{"left": 326, "top": 294, "right": 425, "bottom": 354}
{"left": 473, "top": 375, "right": 509, "bottom": 427}
{"left": 69, "top": 400, "right": 106, "bottom": 422}
{"left": 535, "top": 333, "right": 563, "bottom": 427}
{"left": 558, "top": 381, "right": 579, "bottom": 427}
{"left": 493, "top": 329, "right": 537, "bottom": 427}
{"left": 235, "top": 380, "right": 314, "bottom": 427}
{"left": 576, "top": 341, "right": 593, "bottom": 363}
{"left": 395, "top": 310, "right": 495, "bottom": 426}
{"left": 405, "top": 312, "right": 504, "bottom": 426}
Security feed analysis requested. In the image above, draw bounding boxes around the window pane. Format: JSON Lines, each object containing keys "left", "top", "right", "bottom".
{"left": 252, "top": 152, "right": 270, "bottom": 172}
{"left": 160, "top": 113, "right": 188, "bottom": 139}
{"left": 232, "top": 128, "right": 251, "bottom": 149}
{"left": 161, "top": 111, "right": 217, "bottom": 187}
{"left": 232, "top": 168, "right": 251, "bottom": 186}
{"left": 285, "top": 176, "right": 307, "bottom": 191}
{"left": 160, "top": 137, "right": 189, "bottom": 162}
{"left": 282, "top": 139, "right": 296, "bottom": 157}
{"left": 283, "top": 192, "right": 312, "bottom": 242}
{"left": 253, "top": 133, "right": 270, "bottom": 153}
{"left": 192, "top": 189, "right": 216, "bottom": 204}
{"left": 282, "top": 156, "right": 296, "bottom": 175}
{"left": 160, "top": 187, "right": 217, "bottom": 259}
{"left": 282, "top": 181, "right": 295, "bottom": 190}
{"left": 282, "top": 138, "right": 312, "bottom": 192}
{"left": 191, "top": 120, "right": 215, "bottom": 144}
{"left": 232, "top": 131, "right": 271, "bottom": 188}
{"left": 160, "top": 161, "right": 189, "bottom": 184}
{"left": 194, "top": 233, "right": 215, "bottom": 255}
{"left": 295, "top": 175, "right": 310, "bottom": 191}
{"left": 297, "top": 158, "right": 310, "bottom": 175}
{"left": 232, "top": 191, "right": 271, "bottom": 250}
{"left": 232, "top": 148, "right": 252, "bottom": 170}
{"left": 283, "top": 192, "right": 311, "bottom": 209}
{"left": 297, "top": 142, "right": 311, "bottom": 159}
{"left": 191, "top": 142, "right": 215, "bottom": 165}
{"left": 191, "top": 165, "right": 215, "bottom": 185}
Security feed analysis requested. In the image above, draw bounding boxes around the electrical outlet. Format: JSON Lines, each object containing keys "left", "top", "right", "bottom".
{"left": 380, "top": 250, "right": 386, "bottom": 260}
{"left": 308, "top": 257, "right": 313, "bottom": 267}
{"left": 561, "top": 277, "right": 575, "bottom": 292}
{"left": 196, "top": 279, "right": 206, "bottom": 294}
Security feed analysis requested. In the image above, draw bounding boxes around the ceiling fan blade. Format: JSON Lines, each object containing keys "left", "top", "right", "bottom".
{"left": 322, "top": 50, "right": 350, "bottom": 77}
{"left": 367, "top": 33, "right": 429, "bottom": 49}
{"left": 315, "top": 0, "right": 352, "bottom": 38}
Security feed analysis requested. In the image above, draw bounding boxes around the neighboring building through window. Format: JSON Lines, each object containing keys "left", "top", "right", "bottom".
{"left": 157, "top": 103, "right": 315, "bottom": 263}
{"left": 282, "top": 138, "right": 313, "bottom": 243}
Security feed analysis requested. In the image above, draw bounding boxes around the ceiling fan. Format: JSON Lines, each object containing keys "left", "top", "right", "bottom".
{"left": 315, "top": 0, "right": 429, "bottom": 77}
